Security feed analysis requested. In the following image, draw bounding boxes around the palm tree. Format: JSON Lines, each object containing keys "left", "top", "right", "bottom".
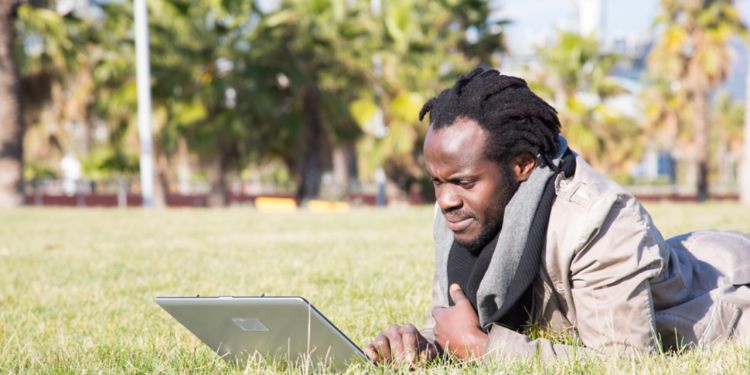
{"left": 349, "top": 0, "right": 508, "bottom": 201}
{"left": 144, "top": 0, "right": 270, "bottom": 206}
{"left": 251, "top": 0, "right": 377, "bottom": 202}
{"left": 0, "top": 0, "right": 24, "bottom": 208}
{"left": 536, "top": 31, "right": 641, "bottom": 179}
{"left": 15, "top": 1, "right": 120, "bottom": 203}
{"left": 648, "top": 0, "right": 745, "bottom": 201}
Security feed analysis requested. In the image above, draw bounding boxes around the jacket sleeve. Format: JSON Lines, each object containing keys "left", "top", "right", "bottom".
{"left": 483, "top": 324, "right": 591, "bottom": 360}
{"left": 566, "top": 195, "right": 664, "bottom": 352}
{"left": 482, "top": 194, "right": 665, "bottom": 360}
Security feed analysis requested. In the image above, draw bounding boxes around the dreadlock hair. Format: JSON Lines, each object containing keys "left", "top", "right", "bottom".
{"left": 419, "top": 68, "right": 561, "bottom": 167}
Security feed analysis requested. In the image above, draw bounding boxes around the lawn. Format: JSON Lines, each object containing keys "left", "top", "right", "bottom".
{"left": 1, "top": 202, "right": 750, "bottom": 373}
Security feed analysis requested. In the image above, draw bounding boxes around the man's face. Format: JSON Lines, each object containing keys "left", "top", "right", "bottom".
{"left": 423, "top": 118, "right": 521, "bottom": 252}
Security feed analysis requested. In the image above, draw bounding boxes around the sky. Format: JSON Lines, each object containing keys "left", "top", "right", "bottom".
{"left": 497, "top": 0, "right": 750, "bottom": 55}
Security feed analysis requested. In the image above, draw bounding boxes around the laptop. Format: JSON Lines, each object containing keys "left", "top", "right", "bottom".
{"left": 155, "top": 296, "right": 369, "bottom": 370}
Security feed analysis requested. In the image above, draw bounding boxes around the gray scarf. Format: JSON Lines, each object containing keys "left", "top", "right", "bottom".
{"left": 434, "top": 137, "right": 572, "bottom": 328}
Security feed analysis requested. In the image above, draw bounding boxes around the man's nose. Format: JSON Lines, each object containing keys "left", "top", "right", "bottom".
{"left": 436, "top": 186, "right": 461, "bottom": 211}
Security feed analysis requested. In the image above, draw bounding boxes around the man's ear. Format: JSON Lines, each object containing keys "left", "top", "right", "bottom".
{"left": 511, "top": 153, "right": 537, "bottom": 182}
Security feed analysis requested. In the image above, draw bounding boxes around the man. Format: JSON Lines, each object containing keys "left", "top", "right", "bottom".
{"left": 363, "top": 68, "right": 750, "bottom": 364}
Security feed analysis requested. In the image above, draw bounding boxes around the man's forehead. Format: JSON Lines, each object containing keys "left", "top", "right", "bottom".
{"left": 424, "top": 118, "right": 490, "bottom": 175}
{"left": 426, "top": 118, "right": 486, "bottom": 151}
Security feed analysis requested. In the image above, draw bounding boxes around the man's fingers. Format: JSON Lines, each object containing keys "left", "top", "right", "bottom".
{"left": 384, "top": 325, "right": 404, "bottom": 358}
{"left": 399, "top": 325, "right": 419, "bottom": 363}
{"left": 420, "top": 341, "right": 440, "bottom": 362}
{"left": 449, "top": 283, "right": 470, "bottom": 306}
{"left": 372, "top": 333, "right": 392, "bottom": 362}
{"left": 369, "top": 324, "right": 440, "bottom": 365}
{"left": 363, "top": 343, "right": 379, "bottom": 363}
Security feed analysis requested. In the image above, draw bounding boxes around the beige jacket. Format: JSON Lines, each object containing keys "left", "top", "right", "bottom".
{"left": 424, "top": 155, "right": 750, "bottom": 360}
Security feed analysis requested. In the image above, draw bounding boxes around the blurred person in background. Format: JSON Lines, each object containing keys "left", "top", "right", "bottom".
{"left": 364, "top": 68, "right": 750, "bottom": 365}
{"left": 61, "top": 152, "right": 81, "bottom": 196}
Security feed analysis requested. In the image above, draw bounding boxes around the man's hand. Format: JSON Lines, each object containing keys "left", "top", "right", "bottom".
{"left": 363, "top": 323, "right": 440, "bottom": 365}
{"left": 431, "top": 283, "right": 488, "bottom": 360}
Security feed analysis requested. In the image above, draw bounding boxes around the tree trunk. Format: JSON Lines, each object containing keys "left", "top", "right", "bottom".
{"left": 694, "top": 91, "right": 710, "bottom": 202}
{"left": 207, "top": 153, "right": 228, "bottom": 207}
{"left": 0, "top": 1, "right": 24, "bottom": 208}
{"left": 690, "top": 75, "right": 711, "bottom": 202}
{"left": 331, "top": 146, "right": 347, "bottom": 198}
{"left": 345, "top": 142, "right": 359, "bottom": 194}
{"left": 153, "top": 152, "right": 169, "bottom": 208}
{"left": 740, "top": 55, "right": 750, "bottom": 205}
{"left": 177, "top": 137, "right": 191, "bottom": 194}
{"left": 297, "top": 85, "right": 324, "bottom": 202}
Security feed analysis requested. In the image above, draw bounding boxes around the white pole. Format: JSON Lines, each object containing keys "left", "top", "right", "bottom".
{"left": 134, "top": 0, "right": 155, "bottom": 208}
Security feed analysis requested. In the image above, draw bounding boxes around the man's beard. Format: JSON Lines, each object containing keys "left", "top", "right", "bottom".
{"left": 454, "top": 201, "right": 504, "bottom": 253}
{"left": 455, "top": 166, "right": 519, "bottom": 253}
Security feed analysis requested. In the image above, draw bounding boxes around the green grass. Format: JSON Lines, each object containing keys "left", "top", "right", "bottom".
{"left": 1, "top": 202, "right": 750, "bottom": 373}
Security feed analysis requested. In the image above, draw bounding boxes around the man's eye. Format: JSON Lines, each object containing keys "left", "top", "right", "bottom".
{"left": 459, "top": 181, "right": 475, "bottom": 188}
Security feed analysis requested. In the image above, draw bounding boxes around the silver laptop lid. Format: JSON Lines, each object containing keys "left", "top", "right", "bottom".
{"left": 155, "top": 296, "right": 367, "bottom": 370}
